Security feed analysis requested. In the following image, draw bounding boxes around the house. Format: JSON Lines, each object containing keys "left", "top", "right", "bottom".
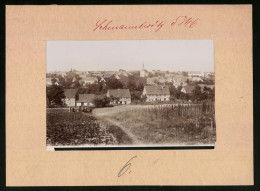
{"left": 172, "top": 75, "right": 188, "bottom": 87}
{"left": 107, "top": 89, "right": 131, "bottom": 104}
{"left": 118, "top": 69, "right": 129, "bottom": 77}
{"left": 191, "top": 77, "right": 203, "bottom": 82}
{"left": 158, "top": 77, "right": 166, "bottom": 84}
{"left": 63, "top": 89, "right": 78, "bottom": 107}
{"left": 76, "top": 94, "right": 95, "bottom": 107}
{"left": 166, "top": 76, "right": 175, "bottom": 83}
{"left": 181, "top": 86, "right": 195, "bottom": 94}
{"left": 142, "top": 85, "right": 170, "bottom": 102}
{"left": 188, "top": 71, "right": 204, "bottom": 77}
{"left": 147, "top": 77, "right": 156, "bottom": 85}
{"left": 80, "top": 77, "right": 98, "bottom": 85}
{"left": 103, "top": 72, "right": 116, "bottom": 80}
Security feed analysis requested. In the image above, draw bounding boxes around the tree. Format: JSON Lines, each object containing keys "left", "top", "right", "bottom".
{"left": 130, "top": 90, "right": 142, "bottom": 100}
{"left": 93, "top": 97, "right": 111, "bottom": 108}
{"left": 106, "top": 78, "right": 123, "bottom": 89}
{"left": 46, "top": 85, "right": 65, "bottom": 106}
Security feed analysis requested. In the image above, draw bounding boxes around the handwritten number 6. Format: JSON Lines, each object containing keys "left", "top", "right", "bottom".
{"left": 118, "top": 156, "right": 137, "bottom": 177}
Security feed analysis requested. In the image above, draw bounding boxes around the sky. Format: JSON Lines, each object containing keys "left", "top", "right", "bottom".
{"left": 47, "top": 40, "right": 214, "bottom": 73}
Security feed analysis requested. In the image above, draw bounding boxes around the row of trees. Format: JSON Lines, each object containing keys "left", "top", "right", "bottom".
{"left": 169, "top": 85, "right": 215, "bottom": 102}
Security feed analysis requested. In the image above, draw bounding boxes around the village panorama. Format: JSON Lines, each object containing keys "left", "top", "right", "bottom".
{"left": 46, "top": 64, "right": 216, "bottom": 148}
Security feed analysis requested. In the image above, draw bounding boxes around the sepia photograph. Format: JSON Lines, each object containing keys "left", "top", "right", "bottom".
{"left": 46, "top": 40, "right": 216, "bottom": 149}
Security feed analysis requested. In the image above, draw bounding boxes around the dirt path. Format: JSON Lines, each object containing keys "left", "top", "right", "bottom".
{"left": 94, "top": 115, "right": 142, "bottom": 145}
{"left": 103, "top": 117, "right": 141, "bottom": 145}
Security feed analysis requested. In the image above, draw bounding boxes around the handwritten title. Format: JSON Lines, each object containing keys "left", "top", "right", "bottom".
{"left": 93, "top": 16, "right": 198, "bottom": 32}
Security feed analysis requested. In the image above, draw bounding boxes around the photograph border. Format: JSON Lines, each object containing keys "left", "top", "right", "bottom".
{"left": 46, "top": 39, "right": 216, "bottom": 150}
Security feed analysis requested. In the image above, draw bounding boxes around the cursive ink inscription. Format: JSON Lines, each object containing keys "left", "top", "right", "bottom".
{"left": 118, "top": 155, "right": 137, "bottom": 177}
{"left": 93, "top": 16, "right": 198, "bottom": 33}
{"left": 171, "top": 16, "right": 198, "bottom": 28}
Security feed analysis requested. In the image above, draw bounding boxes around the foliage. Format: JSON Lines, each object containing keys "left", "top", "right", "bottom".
{"left": 130, "top": 90, "right": 143, "bottom": 100}
{"left": 46, "top": 111, "right": 115, "bottom": 145}
{"left": 93, "top": 97, "right": 111, "bottom": 108}
{"left": 106, "top": 77, "right": 123, "bottom": 89}
{"left": 46, "top": 85, "right": 65, "bottom": 107}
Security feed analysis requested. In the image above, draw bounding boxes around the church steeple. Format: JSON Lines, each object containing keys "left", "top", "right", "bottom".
{"left": 140, "top": 63, "right": 146, "bottom": 77}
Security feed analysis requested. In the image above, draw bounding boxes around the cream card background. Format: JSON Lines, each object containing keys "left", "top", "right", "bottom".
{"left": 6, "top": 5, "right": 253, "bottom": 186}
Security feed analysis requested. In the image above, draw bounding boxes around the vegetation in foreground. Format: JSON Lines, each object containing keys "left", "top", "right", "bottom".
{"left": 107, "top": 102, "right": 216, "bottom": 145}
{"left": 47, "top": 110, "right": 132, "bottom": 146}
{"left": 47, "top": 111, "right": 114, "bottom": 146}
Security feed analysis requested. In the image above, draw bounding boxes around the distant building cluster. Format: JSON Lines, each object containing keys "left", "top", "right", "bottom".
{"left": 47, "top": 65, "right": 215, "bottom": 107}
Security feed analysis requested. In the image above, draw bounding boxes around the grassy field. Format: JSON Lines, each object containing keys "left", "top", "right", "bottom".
{"left": 105, "top": 102, "right": 216, "bottom": 145}
{"left": 47, "top": 102, "right": 216, "bottom": 146}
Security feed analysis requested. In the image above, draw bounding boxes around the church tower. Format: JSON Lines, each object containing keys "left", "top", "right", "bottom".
{"left": 140, "top": 64, "right": 145, "bottom": 77}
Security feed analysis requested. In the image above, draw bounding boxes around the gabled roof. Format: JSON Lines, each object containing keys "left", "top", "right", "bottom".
{"left": 144, "top": 86, "right": 170, "bottom": 95}
{"left": 77, "top": 94, "right": 95, "bottom": 103}
{"left": 182, "top": 86, "right": 195, "bottom": 94}
{"left": 108, "top": 89, "right": 131, "bottom": 98}
{"left": 63, "top": 89, "right": 78, "bottom": 98}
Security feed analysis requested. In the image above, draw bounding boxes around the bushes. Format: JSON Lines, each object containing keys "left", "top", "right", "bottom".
{"left": 93, "top": 97, "right": 111, "bottom": 108}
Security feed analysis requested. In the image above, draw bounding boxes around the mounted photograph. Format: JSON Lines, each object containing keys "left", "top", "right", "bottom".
{"left": 46, "top": 40, "right": 216, "bottom": 149}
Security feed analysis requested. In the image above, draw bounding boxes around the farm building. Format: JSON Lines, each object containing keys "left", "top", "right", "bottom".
{"left": 63, "top": 89, "right": 78, "bottom": 107}
{"left": 107, "top": 89, "right": 131, "bottom": 105}
{"left": 181, "top": 86, "right": 195, "bottom": 94}
{"left": 142, "top": 85, "right": 170, "bottom": 102}
{"left": 76, "top": 94, "right": 95, "bottom": 107}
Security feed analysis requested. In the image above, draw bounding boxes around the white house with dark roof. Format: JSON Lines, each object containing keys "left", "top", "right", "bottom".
{"left": 63, "top": 89, "right": 78, "bottom": 107}
{"left": 107, "top": 89, "right": 131, "bottom": 105}
{"left": 76, "top": 94, "right": 95, "bottom": 107}
{"left": 142, "top": 85, "right": 170, "bottom": 102}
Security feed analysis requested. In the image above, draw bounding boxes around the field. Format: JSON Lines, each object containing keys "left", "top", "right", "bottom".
{"left": 99, "top": 102, "right": 216, "bottom": 145}
{"left": 47, "top": 102, "right": 216, "bottom": 146}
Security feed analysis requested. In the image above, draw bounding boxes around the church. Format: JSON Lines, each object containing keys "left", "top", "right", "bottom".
{"left": 140, "top": 64, "right": 148, "bottom": 77}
